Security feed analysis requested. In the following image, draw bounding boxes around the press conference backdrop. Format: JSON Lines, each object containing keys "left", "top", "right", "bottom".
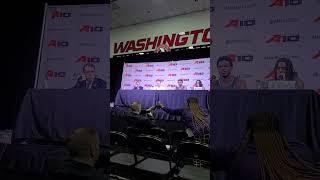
{"left": 121, "top": 58, "right": 210, "bottom": 90}
{"left": 211, "top": 0, "right": 320, "bottom": 91}
{"left": 35, "top": 4, "right": 110, "bottom": 89}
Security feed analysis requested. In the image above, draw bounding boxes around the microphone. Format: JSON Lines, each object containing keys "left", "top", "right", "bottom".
{"left": 277, "top": 72, "right": 286, "bottom": 80}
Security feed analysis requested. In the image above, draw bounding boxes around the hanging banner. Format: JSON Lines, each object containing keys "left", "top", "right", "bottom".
{"left": 35, "top": 4, "right": 110, "bottom": 89}
{"left": 211, "top": 0, "right": 320, "bottom": 91}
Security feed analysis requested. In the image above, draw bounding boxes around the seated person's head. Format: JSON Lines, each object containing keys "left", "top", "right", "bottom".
{"left": 66, "top": 128, "right": 100, "bottom": 166}
{"left": 134, "top": 80, "right": 140, "bottom": 87}
{"left": 155, "top": 79, "right": 162, "bottom": 86}
{"left": 195, "top": 80, "right": 203, "bottom": 87}
{"left": 131, "top": 101, "right": 142, "bottom": 114}
{"left": 83, "top": 63, "right": 96, "bottom": 82}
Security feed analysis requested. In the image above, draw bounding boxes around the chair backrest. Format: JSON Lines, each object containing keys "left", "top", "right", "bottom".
{"left": 135, "top": 134, "right": 170, "bottom": 160}
{"left": 171, "top": 130, "right": 188, "bottom": 145}
{"left": 146, "top": 127, "right": 169, "bottom": 140}
{"left": 177, "top": 141, "right": 210, "bottom": 162}
{"left": 110, "top": 131, "right": 129, "bottom": 148}
{"left": 125, "top": 126, "right": 140, "bottom": 137}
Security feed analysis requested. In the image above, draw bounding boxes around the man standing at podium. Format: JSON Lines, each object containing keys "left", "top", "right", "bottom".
{"left": 73, "top": 63, "right": 106, "bottom": 89}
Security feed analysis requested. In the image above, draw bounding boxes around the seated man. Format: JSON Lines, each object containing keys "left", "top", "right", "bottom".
{"left": 126, "top": 102, "right": 157, "bottom": 130}
{"left": 51, "top": 128, "right": 108, "bottom": 180}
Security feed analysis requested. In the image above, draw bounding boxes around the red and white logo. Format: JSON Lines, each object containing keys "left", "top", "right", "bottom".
{"left": 225, "top": 19, "right": 256, "bottom": 28}
{"left": 269, "top": 0, "right": 302, "bottom": 7}
{"left": 266, "top": 34, "right": 299, "bottom": 43}
{"left": 80, "top": 25, "right": 104, "bottom": 32}
{"left": 51, "top": 10, "right": 71, "bottom": 19}
{"left": 193, "top": 72, "right": 204, "bottom": 76}
{"left": 76, "top": 56, "right": 100, "bottom": 63}
{"left": 167, "top": 84, "right": 176, "bottom": 88}
{"left": 168, "top": 63, "right": 178, "bottom": 66}
{"left": 46, "top": 69, "right": 66, "bottom": 79}
{"left": 194, "top": 60, "right": 205, "bottom": 64}
{"left": 181, "top": 67, "right": 191, "bottom": 71}
{"left": 48, "top": 40, "right": 69, "bottom": 48}
{"left": 168, "top": 73, "right": 177, "bottom": 77}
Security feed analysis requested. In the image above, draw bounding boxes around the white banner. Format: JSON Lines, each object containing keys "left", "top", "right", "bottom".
{"left": 211, "top": 0, "right": 320, "bottom": 92}
{"left": 35, "top": 4, "right": 110, "bottom": 89}
{"left": 121, "top": 58, "right": 210, "bottom": 90}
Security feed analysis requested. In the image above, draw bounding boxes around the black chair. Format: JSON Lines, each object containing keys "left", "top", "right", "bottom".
{"left": 125, "top": 126, "right": 140, "bottom": 138}
{"left": 146, "top": 127, "right": 170, "bottom": 146}
{"left": 175, "top": 141, "right": 210, "bottom": 180}
{"left": 109, "top": 131, "right": 144, "bottom": 179}
{"left": 170, "top": 130, "right": 189, "bottom": 147}
{"left": 134, "top": 134, "right": 177, "bottom": 180}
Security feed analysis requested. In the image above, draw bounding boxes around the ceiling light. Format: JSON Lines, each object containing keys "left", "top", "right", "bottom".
{"left": 188, "top": 46, "right": 194, "bottom": 49}
{"left": 139, "top": 52, "right": 144, "bottom": 55}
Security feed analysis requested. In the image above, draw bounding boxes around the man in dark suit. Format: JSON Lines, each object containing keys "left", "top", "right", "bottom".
{"left": 73, "top": 63, "right": 106, "bottom": 89}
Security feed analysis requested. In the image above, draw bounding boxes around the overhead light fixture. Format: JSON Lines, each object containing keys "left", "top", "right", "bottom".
{"left": 188, "top": 46, "right": 194, "bottom": 49}
{"left": 139, "top": 52, "right": 144, "bottom": 55}
{"left": 160, "top": 48, "right": 165, "bottom": 52}
{"left": 179, "top": 32, "right": 186, "bottom": 35}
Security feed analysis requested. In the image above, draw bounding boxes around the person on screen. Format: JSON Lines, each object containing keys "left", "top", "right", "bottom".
{"left": 133, "top": 79, "right": 143, "bottom": 90}
{"left": 156, "top": 97, "right": 209, "bottom": 143}
{"left": 192, "top": 80, "right": 205, "bottom": 90}
{"left": 268, "top": 57, "right": 304, "bottom": 89}
{"left": 175, "top": 79, "right": 187, "bottom": 90}
{"left": 73, "top": 63, "right": 106, "bottom": 89}
{"left": 212, "top": 56, "right": 247, "bottom": 89}
{"left": 127, "top": 102, "right": 157, "bottom": 130}
{"left": 152, "top": 79, "right": 165, "bottom": 90}
{"left": 51, "top": 128, "right": 108, "bottom": 180}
